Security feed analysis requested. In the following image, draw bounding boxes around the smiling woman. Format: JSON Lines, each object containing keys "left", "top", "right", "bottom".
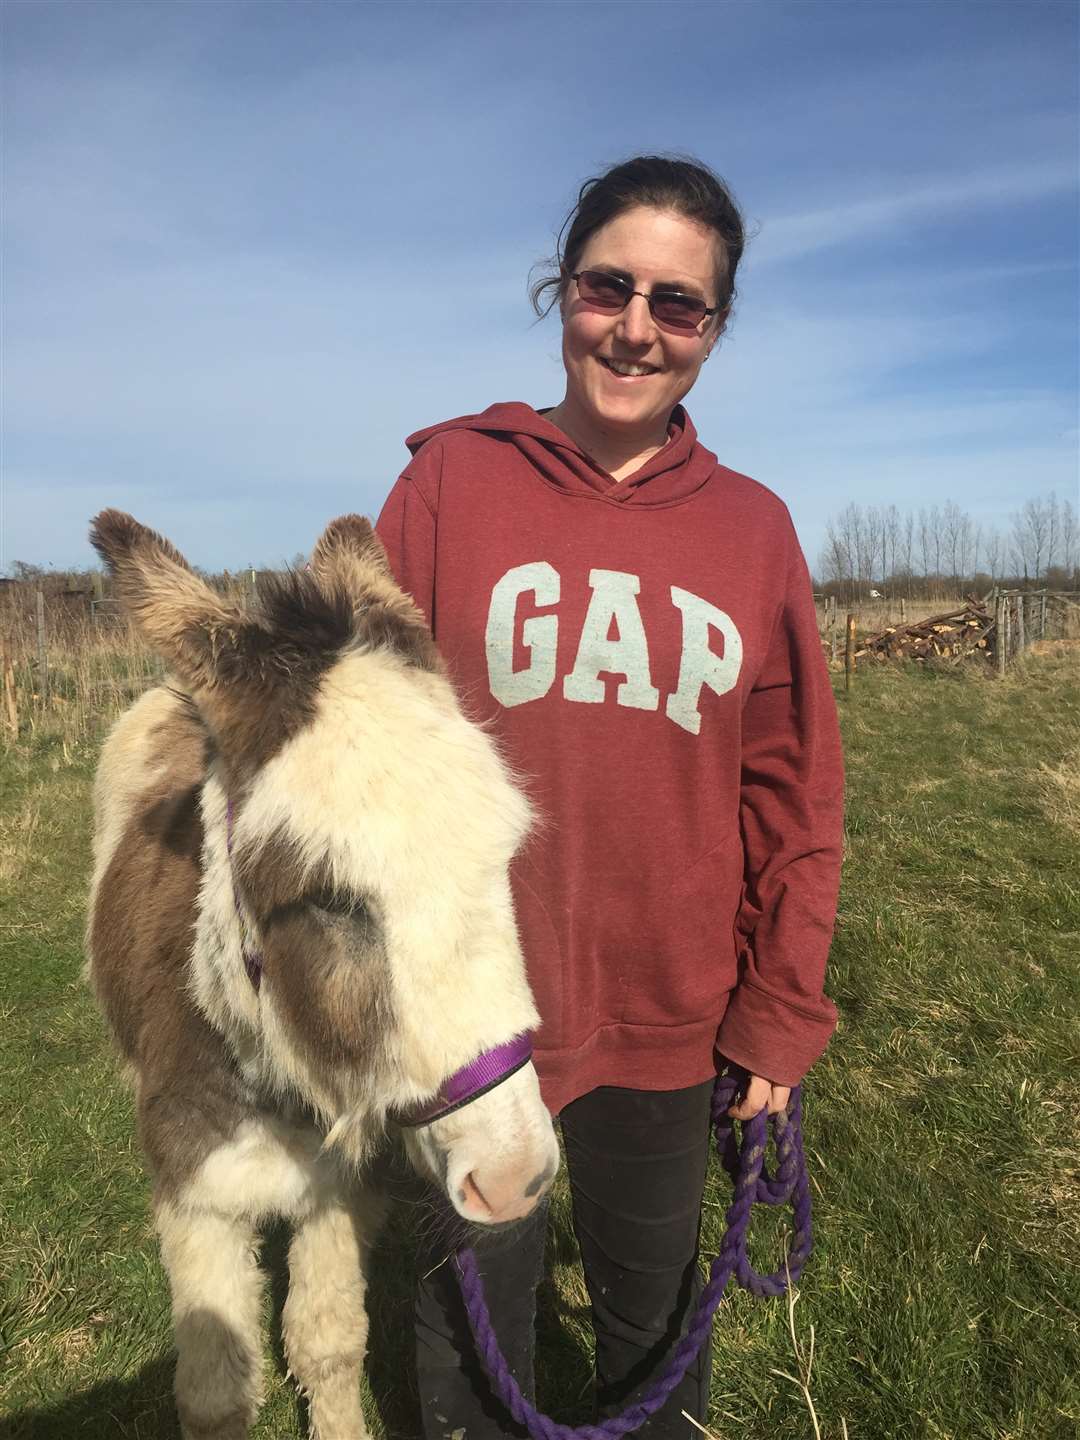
{"left": 544, "top": 208, "right": 721, "bottom": 480}
{"left": 374, "top": 153, "right": 845, "bottom": 1440}
{"left": 533, "top": 159, "right": 744, "bottom": 481}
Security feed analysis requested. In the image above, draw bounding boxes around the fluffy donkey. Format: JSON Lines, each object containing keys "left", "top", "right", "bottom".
{"left": 86, "top": 510, "right": 558, "bottom": 1440}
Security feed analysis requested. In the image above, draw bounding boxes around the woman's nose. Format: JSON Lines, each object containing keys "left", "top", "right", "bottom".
{"left": 616, "top": 293, "right": 656, "bottom": 346}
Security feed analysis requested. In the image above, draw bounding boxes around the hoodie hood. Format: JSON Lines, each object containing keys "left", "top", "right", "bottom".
{"left": 406, "top": 402, "right": 720, "bottom": 508}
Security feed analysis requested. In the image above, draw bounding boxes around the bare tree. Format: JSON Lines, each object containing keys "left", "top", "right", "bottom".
{"left": 820, "top": 519, "right": 853, "bottom": 593}
{"left": 902, "top": 511, "right": 915, "bottom": 586}
{"left": 1060, "top": 498, "right": 1079, "bottom": 585}
{"left": 932, "top": 506, "right": 945, "bottom": 593}
{"left": 970, "top": 521, "right": 982, "bottom": 585}
{"left": 957, "top": 511, "right": 975, "bottom": 590}
{"left": 1010, "top": 497, "right": 1052, "bottom": 583}
{"left": 941, "top": 500, "right": 965, "bottom": 593}
{"left": 984, "top": 528, "right": 1002, "bottom": 583}
{"left": 917, "top": 508, "right": 933, "bottom": 594}
{"left": 822, "top": 492, "right": 1072, "bottom": 596}
{"left": 883, "top": 504, "right": 902, "bottom": 587}
{"left": 1046, "top": 492, "right": 1061, "bottom": 573}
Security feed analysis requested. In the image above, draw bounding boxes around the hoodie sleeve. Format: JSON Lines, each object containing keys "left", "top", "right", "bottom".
{"left": 374, "top": 452, "right": 440, "bottom": 631}
{"left": 715, "top": 514, "right": 844, "bottom": 1087}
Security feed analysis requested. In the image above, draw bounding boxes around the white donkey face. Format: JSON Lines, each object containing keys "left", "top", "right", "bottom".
{"left": 404, "top": 1063, "right": 557, "bottom": 1226}
{"left": 231, "top": 647, "right": 559, "bottom": 1221}
{"left": 90, "top": 509, "right": 557, "bottom": 1225}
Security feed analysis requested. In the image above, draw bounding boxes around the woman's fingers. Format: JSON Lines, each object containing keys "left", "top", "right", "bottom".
{"left": 727, "top": 1075, "right": 791, "bottom": 1119}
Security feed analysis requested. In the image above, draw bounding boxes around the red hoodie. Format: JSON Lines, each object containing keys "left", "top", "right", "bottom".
{"left": 376, "top": 402, "right": 843, "bottom": 1116}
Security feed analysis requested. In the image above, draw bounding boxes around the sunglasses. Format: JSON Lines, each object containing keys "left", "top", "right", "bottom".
{"left": 571, "top": 269, "right": 722, "bottom": 332}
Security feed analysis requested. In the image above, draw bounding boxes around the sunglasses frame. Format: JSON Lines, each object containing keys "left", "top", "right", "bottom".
{"left": 570, "top": 269, "right": 723, "bottom": 332}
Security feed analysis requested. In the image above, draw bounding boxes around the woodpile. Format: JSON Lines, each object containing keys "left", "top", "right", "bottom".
{"left": 857, "top": 598, "right": 995, "bottom": 664}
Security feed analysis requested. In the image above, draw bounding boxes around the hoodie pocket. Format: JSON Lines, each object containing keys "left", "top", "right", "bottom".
{"left": 619, "top": 841, "right": 743, "bottom": 1027}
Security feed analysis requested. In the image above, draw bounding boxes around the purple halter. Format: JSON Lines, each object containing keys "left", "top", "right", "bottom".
{"left": 223, "top": 800, "right": 532, "bottom": 1128}
{"left": 398, "top": 1033, "right": 534, "bottom": 1128}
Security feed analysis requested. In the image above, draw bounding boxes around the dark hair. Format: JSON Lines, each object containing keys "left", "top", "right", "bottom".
{"left": 530, "top": 154, "right": 746, "bottom": 329}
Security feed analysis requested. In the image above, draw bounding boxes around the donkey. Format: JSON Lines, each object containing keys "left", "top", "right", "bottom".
{"left": 86, "top": 510, "right": 558, "bottom": 1440}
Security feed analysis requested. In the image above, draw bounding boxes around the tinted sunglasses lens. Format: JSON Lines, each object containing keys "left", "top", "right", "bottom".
{"left": 650, "top": 295, "right": 706, "bottom": 330}
{"left": 577, "top": 272, "right": 628, "bottom": 310}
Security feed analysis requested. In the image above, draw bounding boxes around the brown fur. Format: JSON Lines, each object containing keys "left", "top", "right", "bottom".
{"left": 310, "top": 514, "right": 442, "bottom": 674}
{"left": 232, "top": 827, "right": 395, "bottom": 1088}
{"left": 91, "top": 510, "right": 438, "bottom": 774}
{"left": 201, "top": 571, "right": 356, "bottom": 773}
{"left": 262, "top": 894, "right": 393, "bottom": 1082}
{"left": 89, "top": 694, "right": 255, "bottom": 1197}
{"left": 310, "top": 514, "right": 395, "bottom": 588}
{"left": 352, "top": 597, "right": 442, "bottom": 674}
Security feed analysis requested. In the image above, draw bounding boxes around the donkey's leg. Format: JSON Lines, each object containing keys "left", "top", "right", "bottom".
{"left": 282, "top": 1191, "right": 376, "bottom": 1440}
{"left": 157, "top": 1202, "right": 265, "bottom": 1440}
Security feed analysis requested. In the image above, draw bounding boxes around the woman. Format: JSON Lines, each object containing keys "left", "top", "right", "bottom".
{"left": 376, "top": 155, "right": 844, "bottom": 1439}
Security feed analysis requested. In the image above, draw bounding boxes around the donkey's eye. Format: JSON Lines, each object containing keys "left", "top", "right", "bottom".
{"left": 306, "top": 886, "right": 368, "bottom": 921}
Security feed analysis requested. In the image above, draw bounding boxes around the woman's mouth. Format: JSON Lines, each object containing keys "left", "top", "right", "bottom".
{"left": 598, "top": 356, "right": 660, "bottom": 380}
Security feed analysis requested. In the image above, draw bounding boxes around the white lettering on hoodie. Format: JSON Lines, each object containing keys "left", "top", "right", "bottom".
{"left": 485, "top": 564, "right": 743, "bottom": 733}
{"left": 563, "top": 569, "right": 659, "bottom": 710}
{"left": 665, "top": 586, "right": 744, "bottom": 735}
{"left": 486, "top": 561, "right": 560, "bottom": 706}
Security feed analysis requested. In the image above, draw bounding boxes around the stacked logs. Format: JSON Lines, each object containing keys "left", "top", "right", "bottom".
{"left": 856, "top": 598, "right": 995, "bottom": 664}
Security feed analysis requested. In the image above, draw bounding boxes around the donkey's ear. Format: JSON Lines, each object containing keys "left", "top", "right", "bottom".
{"left": 309, "top": 514, "right": 394, "bottom": 594}
{"left": 309, "top": 513, "right": 426, "bottom": 631}
{"left": 89, "top": 509, "right": 246, "bottom": 691}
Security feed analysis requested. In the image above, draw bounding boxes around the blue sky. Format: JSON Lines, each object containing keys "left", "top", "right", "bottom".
{"left": 3, "top": 0, "right": 1077, "bottom": 577}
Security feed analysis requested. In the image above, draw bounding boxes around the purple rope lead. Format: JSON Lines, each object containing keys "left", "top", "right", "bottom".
{"left": 453, "top": 1072, "right": 813, "bottom": 1440}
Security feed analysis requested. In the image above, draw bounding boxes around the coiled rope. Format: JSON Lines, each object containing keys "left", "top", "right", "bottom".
{"left": 453, "top": 1071, "right": 812, "bottom": 1440}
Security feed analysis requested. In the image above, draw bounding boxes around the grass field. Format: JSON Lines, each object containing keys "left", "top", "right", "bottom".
{"left": 1, "top": 648, "right": 1078, "bottom": 1439}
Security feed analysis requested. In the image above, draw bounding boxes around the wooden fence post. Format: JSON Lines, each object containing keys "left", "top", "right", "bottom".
{"left": 900, "top": 596, "right": 906, "bottom": 623}
{"left": 1039, "top": 592, "right": 1047, "bottom": 640}
{"left": 35, "top": 588, "right": 49, "bottom": 701}
{"left": 1017, "top": 593, "right": 1026, "bottom": 654}
{"left": 2, "top": 649, "right": 18, "bottom": 737}
{"left": 1002, "top": 593, "right": 1013, "bottom": 676}
{"left": 845, "top": 612, "right": 857, "bottom": 692}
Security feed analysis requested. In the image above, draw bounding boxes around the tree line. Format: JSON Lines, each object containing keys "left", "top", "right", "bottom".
{"left": 816, "top": 491, "right": 1079, "bottom": 601}
{"left": 7, "top": 491, "right": 1079, "bottom": 605}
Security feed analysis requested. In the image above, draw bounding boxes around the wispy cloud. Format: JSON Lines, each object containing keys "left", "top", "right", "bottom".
{"left": 752, "top": 159, "right": 1078, "bottom": 266}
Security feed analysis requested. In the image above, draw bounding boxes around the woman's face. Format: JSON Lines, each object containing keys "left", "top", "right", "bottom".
{"left": 559, "top": 205, "right": 724, "bottom": 445}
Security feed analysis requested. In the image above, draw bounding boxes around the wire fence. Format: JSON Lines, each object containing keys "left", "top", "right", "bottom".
{"left": 3, "top": 579, "right": 1078, "bottom": 745}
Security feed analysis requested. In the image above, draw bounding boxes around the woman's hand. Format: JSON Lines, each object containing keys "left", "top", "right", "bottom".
{"left": 727, "top": 1073, "right": 790, "bottom": 1120}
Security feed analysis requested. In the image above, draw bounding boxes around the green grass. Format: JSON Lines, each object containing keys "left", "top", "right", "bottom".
{"left": 1, "top": 653, "right": 1078, "bottom": 1439}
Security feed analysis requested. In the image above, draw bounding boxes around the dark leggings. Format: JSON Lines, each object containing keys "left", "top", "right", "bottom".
{"left": 416, "top": 1080, "right": 716, "bottom": 1440}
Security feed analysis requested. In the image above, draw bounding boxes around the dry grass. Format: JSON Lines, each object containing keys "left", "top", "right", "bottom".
{"left": 817, "top": 596, "right": 973, "bottom": 630}
{"left": 1, "top": 606, "right": 164, "bottom": 750}
{"left": 1032, "top": 740, "right": 1080, "bottom": 836}
{"left": 0, "top": 573, "right": 251, "bottom": 751}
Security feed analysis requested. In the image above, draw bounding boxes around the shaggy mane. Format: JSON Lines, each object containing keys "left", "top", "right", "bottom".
{"left": 255, "top": 569, "right": 356, "bottom": 671}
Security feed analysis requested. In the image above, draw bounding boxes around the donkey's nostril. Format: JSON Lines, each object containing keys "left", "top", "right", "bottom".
{"left": 460, "top": 1170, "right": 493, "bottom": 1219}
{"left": 524, "top": 1158, "right": 557, "bottom": 1197}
